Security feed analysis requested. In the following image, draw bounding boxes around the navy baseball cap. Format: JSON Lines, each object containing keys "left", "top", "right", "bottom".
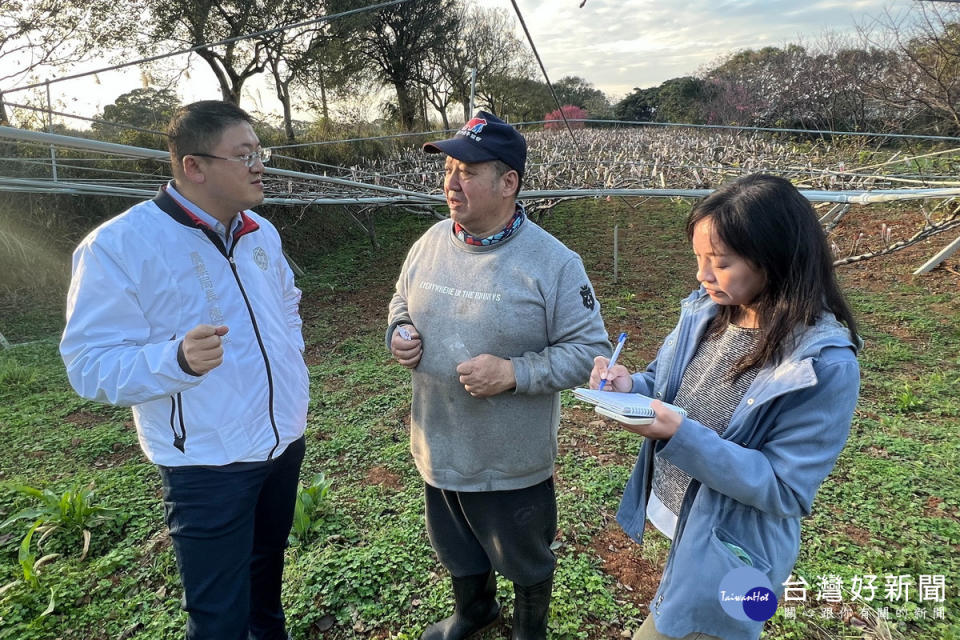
{"left": 423, "top": 110, "right": 526, "bottom": 178}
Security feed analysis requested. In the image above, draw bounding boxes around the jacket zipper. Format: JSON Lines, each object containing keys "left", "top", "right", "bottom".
{"left": 655, "top": 302, "right": 691, "bottom": 401}
{"left": 202, "top": 226, "right": 281, "bottom": 460}
{"left": 226, "top": 246, "right": 281, "bottom": 459}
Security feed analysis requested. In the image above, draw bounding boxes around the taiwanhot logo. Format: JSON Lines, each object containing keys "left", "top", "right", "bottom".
{"left": 718, "top": 567, "right": 779, "bottom": 622}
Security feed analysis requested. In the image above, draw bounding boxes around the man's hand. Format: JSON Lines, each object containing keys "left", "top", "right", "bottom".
{"left": 456, "top": 354, "right": 515, "bottom": 398}
{"left": 180, "top": 324, "right": 229, "bottom": 375}
{"left": 390, "top": 324, "right": 422, "bottom": 369}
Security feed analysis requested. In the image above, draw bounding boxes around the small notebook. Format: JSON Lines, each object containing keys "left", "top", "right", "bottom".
{"left": 572, "top": 387, "right": 687, "bottom": 418}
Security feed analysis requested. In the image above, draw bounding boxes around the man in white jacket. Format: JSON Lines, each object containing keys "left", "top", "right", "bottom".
{"left": 60, "top": 100, "right": 309, "bottom": 640}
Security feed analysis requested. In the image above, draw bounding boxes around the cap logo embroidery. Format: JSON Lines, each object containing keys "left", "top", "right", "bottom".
{"left": 462, "top": 117, "right": 487, "bottom": 134}
{"left": 457, "top": 117, "right": 488, "bottom": 142}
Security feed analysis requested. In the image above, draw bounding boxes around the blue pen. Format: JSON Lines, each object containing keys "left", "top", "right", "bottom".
{"left": 598, "top": 332, "right": 627, "bottom": 391}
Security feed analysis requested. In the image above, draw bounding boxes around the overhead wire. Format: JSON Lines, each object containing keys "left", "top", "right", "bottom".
{"left": 6, "top": 123, "right": 960, "bottom": 205}
{"left": 10, "top": 91, "right": 958, "bottom": 160}
{"left": 6, "top": 119, "right": 956, "bottom": 191}
{"left": 2, "top": 157, "right": 166, "bottom": 182}
{"left": 508, "top": 0, "right": 584, "bottom": 156}
{"left": 267, "top": 119, "right": 960, "bottom": 149}
{"left": 9, "top": 110, "right": 953, "bottom": 188}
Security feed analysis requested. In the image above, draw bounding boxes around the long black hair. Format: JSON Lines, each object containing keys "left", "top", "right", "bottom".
{"left": 685, "top": 173, "right": 859, "bottom": 374}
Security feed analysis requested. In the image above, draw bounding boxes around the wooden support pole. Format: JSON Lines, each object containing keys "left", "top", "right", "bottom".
{"left": 613, "top": 224, "right": 619, "bottom": 284}
{"left": 913, "top": 233, "right": 960, "bottom": 274}
{"left": 283, "top": 250, "right": 305, "bottom": 277}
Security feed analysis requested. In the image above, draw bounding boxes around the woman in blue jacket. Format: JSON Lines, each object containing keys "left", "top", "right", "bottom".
{"left": 590, "top": 173, "right": 861, "bottom": 640}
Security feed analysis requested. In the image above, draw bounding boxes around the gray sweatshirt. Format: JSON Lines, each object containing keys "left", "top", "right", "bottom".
{"left": 387, "top": 217, "right": 611, "bottom": 491}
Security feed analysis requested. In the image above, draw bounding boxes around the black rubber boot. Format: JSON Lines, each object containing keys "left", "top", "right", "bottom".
{"left": 420, "top": 571, "right": 500, "bottom": 640}
{"left": 511, "top": 576, "right": 553, "bottom": 640}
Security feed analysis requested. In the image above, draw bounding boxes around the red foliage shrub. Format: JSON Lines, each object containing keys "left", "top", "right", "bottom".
{"left": 544, "top": 105, "right": 587, "bottom": 129}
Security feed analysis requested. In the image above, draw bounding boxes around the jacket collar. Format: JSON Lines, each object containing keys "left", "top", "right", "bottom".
{"left": 153, "top": 185, "right": 260, "bottom": 240}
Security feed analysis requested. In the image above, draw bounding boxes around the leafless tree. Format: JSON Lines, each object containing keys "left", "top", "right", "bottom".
{"left": 858, "top": 3, "right": 960, "bottom": 135}
{"left": 261, "top": 1, "right": 367, "bottom": 141}
{"left": 144, "top": 0, "right": 269, "bottom": 106}
{"left": 702, "top": 45, "right": 813, "bottom": 127}
{"left": 0, "top": 0, "right": 124, "bottom": 124}
{"left": 421, "top": 2, "right": 532, "bottom": 128}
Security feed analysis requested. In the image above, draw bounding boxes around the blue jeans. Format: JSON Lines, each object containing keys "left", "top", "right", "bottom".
{"left": 159, "top": 437, "right": 305, "bottom": 640}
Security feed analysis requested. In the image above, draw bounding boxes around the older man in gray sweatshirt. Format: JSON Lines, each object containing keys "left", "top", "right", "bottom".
{"left": 387, "top": 111, "right": 611, "bottom": 640}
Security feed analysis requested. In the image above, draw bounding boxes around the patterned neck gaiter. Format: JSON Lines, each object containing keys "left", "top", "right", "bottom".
{"left": 454, "top": 203, "right": 526, "bottom": 246}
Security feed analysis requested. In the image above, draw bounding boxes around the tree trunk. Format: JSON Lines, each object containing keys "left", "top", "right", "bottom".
{"left": 196, "top": 49, "right": 235, "bottom": 104}
{"left": 281, "top": 83, "right": 295, "bottom": 143}
{"left": 423, "top": 82, "right": 452, "bottom": 130}
{"left": 395, "top": 82, "right": 417, "bottom": 131}
{"left": 0, "top": 93, "right": 7, "bottom": 125}
{"left": 317, "top": 66, "right": 329, "bottom": 121}
{"left": 226, "top": 82, "right": 243, "bottom": 106}
{"left": 268, "top": 57, "right": 296, "bottom": 143}
{"left": 421, "top": 88, "right": 429, "bottom": 131}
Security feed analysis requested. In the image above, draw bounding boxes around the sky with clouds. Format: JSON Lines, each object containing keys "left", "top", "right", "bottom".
{"left": 506, "top": 0, "right": 917, "bottom": 100}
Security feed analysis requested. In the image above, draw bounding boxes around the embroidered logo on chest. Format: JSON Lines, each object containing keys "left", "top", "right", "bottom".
{"left": 580, "top": 285, "right": 595, "bottom": 310}
{"left": 253, "top": 247, "right": 269, "bottom": 271}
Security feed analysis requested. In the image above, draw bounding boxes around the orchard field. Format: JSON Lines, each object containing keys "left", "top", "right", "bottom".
{"left": 0, "top": 196, "right": 958, "bottom": 639}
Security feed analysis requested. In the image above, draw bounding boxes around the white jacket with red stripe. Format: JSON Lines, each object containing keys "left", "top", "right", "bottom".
{"left": 60, "top": 187, "right": 309, "bottom": 466}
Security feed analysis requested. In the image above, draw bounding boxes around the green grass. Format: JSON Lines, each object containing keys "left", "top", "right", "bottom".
{"left": 0, "top": 199, "right": 958, "bottom": 638}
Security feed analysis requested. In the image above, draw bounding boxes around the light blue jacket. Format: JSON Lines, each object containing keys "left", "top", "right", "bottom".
{"left": 617, "top": 288, "right": 860, "bottom": 639}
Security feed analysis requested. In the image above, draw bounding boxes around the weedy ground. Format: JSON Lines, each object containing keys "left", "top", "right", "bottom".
{"left": 0, "top": 197, "right": 957, "bottom": 639}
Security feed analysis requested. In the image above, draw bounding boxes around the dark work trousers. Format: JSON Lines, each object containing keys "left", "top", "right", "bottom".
{"left": 424, "top": 476, "right": 557, "bottom": 586}
{"left": 158, "top": 436, "right": 306, "bottom": 640}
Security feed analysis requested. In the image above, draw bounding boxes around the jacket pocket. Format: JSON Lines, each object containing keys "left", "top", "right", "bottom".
{"left": 710, "top": 526, "right": 772, "bottom": 575}
{"left": 169, "top": 393, "right": 186, "bottom": 453}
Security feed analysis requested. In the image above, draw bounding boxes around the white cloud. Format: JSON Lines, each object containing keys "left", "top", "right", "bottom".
{"left": 499, "top": 0, "right": 916, "bottom": 97}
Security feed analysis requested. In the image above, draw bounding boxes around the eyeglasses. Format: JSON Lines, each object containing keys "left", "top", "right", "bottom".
{"left": 188, "top": 147, "right": 272, "bottom": 168}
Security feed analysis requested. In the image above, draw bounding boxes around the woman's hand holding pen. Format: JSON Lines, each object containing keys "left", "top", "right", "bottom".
{"left": 588, "top": 355, "right": 682, "bottom": 439}
{"left": 589, "top": 355, "right": 632, "bottom": 392}
{"left": 391, "top": 324, "right": 422, "bottom": 369}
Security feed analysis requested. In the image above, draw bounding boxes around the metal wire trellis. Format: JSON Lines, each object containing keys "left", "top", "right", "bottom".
{"left": 4, "top": 125, "right": 960, "bottom": 205}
